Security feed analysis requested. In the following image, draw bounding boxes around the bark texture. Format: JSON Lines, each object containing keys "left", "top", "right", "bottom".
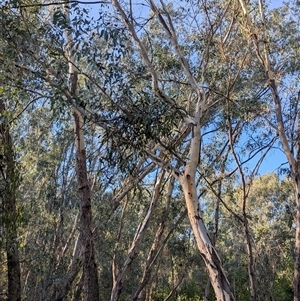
{"left": 73, "top": 101, "right": 100, "bottom": 301}
{"left": 270, "top": 79, "right": 300, "bottom": 301}
{"left": 63, "top": 2, "right": 100, "bottom": 299}
{"left": 179, "top": 122, "right": 234, "bottom": 301}
{"left": 244, "top": 217, "right": 257, "bottom": 301}
{"left": 0, "top": 99, "right": 21, "bottom": 301}
{"left": 294, "top": 113, "right": 300, "bottom": 301}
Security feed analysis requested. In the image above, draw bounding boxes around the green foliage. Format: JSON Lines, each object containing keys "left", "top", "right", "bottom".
{"left": 274, "top": 276, "right": 293, "bottom": 301}
{"left": 0, "top": 0, "right": 299, "bottom": 300}
{"left": 179, "top": 280, "right": 202, "bottom": 300}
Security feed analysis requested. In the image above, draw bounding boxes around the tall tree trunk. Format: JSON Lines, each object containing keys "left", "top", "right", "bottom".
{"left": 111, "top": 0, "right": 235, "bottom": 298}
{"left": 270, "top": 80, "right": 300, "bottom": 301}
{"left": 179, "top": 120, "right": 234, "bottom": 301}
{"left": 204, "top": 180, "right": 222, "bottom": 301}
{"left": 244, "top": 216, "right": 257, "bottom": 301}
{"left": 266, "top": 64, "right": 300, "bottom": 301}
{"left": 63, "top": 3, "right": 100, "bottom": 299}
{"left": 294, "top": 113, "right": 300, "bottom": 301}
{"left": 237, "top": 1, "right": 300, "bottom": 298}
{"left": 0, "top": 99, "right": 21, "bottom": 301}
{"left": 268, "top": 79, "right": 300, "bottom": 301}
{"left": 72, "top": 71, "right": 100, "bottom": 301}
{"left": 294, "top": 205, "right": 300, "bottom": 301}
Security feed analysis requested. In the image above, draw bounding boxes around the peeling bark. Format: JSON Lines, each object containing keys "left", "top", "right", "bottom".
{"left": 73, "top": 90, "right": 100, "bottom": 301}
{"left": 179, "top": 122, "right": 234, "bottom": 301}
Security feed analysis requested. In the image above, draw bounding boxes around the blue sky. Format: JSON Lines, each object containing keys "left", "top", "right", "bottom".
{"left": 270, "top": 0, "right": 284, "bottom": 8}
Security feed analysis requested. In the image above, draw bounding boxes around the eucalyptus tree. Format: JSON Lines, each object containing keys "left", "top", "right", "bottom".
{"left": 235, "top": 1, "right": 300, "bottom": 299}
{"left": 104, "top": 0, "right": 280, "bottom": 299}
